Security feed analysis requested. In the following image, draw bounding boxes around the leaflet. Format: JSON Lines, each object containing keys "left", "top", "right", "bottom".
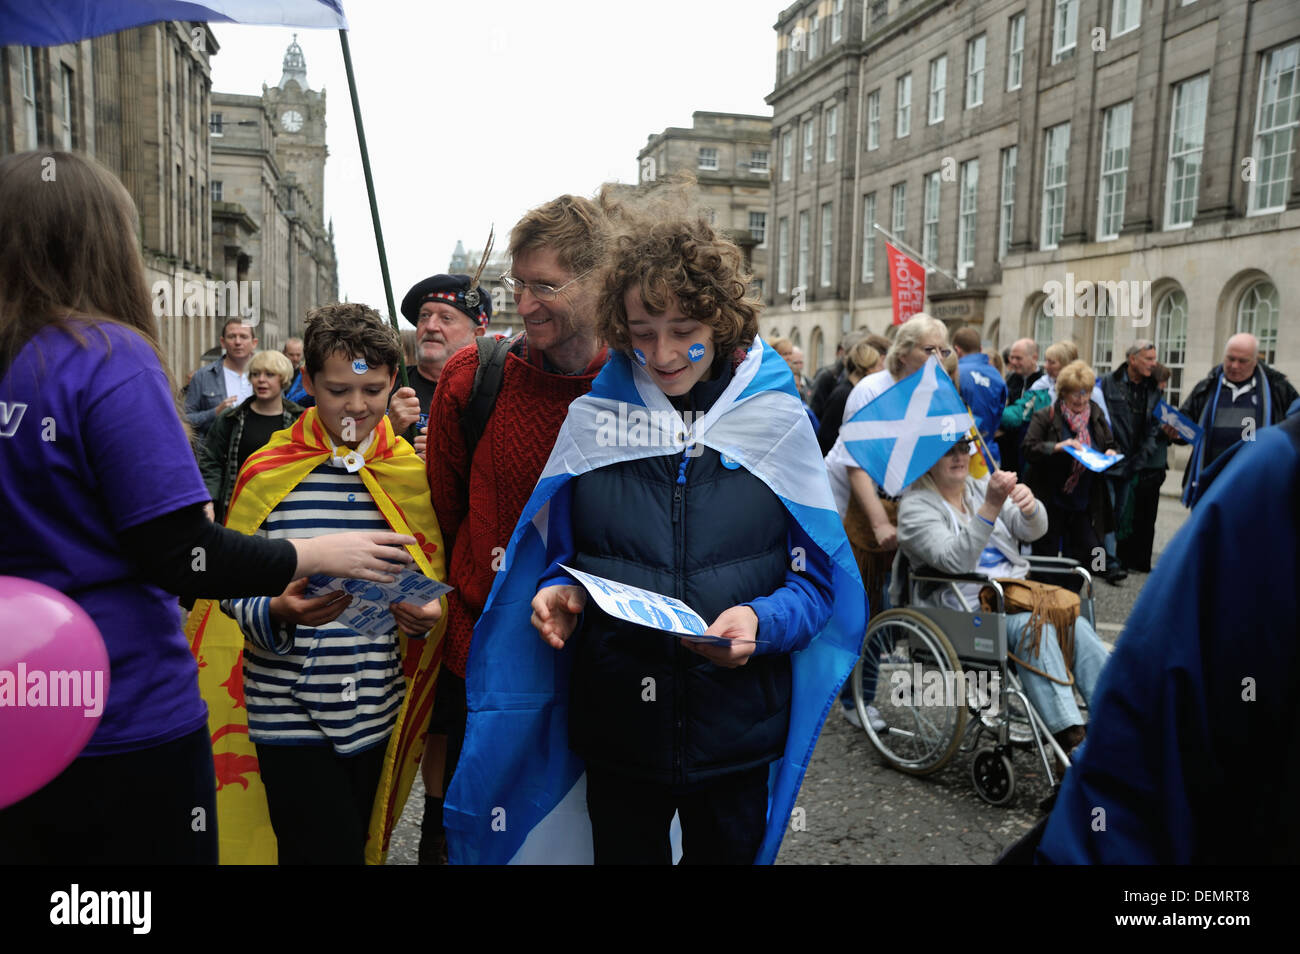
{"left": 560, "top": 564, "right": 764, "bottom": 645}
{"left": 303, "top": 568, "right": 452, "bottom": 638}
{"left": 1064, "top": 444, "right": 1124, "bottom": 473}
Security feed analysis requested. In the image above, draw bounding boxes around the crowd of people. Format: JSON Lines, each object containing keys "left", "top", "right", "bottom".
{"left": 2, "top": 149, "right": 1297, "bottom": 867}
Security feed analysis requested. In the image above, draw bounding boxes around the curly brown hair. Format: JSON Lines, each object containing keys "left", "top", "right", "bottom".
{"left": 596, "top": 214, "right": 760, "bottom": 357}
{"left": 302, "top": 302, "right": 402, "bottom": 377}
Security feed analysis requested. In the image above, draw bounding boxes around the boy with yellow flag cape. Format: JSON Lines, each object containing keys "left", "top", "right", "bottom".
{"left": 186, "top": 305, "right": 447, "bottom": 865}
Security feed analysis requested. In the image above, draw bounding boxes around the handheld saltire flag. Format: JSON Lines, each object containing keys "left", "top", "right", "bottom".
{"left": 0, "top": 1, "right": 347, "bottom": 46}
{"left": 838, "top": 356, "right": 975, "bottom": 497}
{"left": 444, "top": 337, "right": 868, "bottom": 865}
{"left": 1155, "top": 398, "right": 1202, "bottom": 445}
{"left": 184, "top": 408, "right": 447, "bottom": 865}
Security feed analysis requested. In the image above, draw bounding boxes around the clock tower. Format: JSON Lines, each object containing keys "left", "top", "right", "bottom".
{"left": 264, "top": 35, "right": 328, "bottom": 232}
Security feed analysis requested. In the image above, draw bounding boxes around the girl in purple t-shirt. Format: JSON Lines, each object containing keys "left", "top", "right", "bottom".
{"left": 0, "top": 151, "right": 416, "bottom": 865}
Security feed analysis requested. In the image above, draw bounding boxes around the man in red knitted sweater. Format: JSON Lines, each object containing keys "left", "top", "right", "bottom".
{"left": 418, "top": 194, "right": 610, "bottom": 863}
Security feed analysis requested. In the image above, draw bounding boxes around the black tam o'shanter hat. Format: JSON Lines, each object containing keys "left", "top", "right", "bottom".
{"left": 401, "top": 226, "right": 495, "bottom": 327}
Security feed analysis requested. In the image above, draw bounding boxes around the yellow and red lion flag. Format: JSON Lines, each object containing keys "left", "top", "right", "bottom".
{"left": 185, "top": 408, "right": 446, "bottom": 865}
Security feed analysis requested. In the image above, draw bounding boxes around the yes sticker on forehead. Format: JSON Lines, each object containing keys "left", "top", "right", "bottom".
{"left": 352, "top": 358, "right": 369, "bottom": 374}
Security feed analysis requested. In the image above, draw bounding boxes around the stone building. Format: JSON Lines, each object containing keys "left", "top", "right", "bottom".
{"left": 766, "top": 0, "right": 1299, "bottom": 399}
{"left": 210, "top": 36, "right": 339, "bottom": 353}
{"left": 637, "top": 111, "right": 773, "bottom": 300}
{"left": 1, "top": 28, "right": 338, "bottom": 380}
{"left": 2, "top": 22, "right": 221, "bottom": 378}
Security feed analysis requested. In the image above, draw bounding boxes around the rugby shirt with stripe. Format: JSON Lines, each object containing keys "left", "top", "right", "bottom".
{"left": 221, "top": 458, "right": 404, "bottom": 755}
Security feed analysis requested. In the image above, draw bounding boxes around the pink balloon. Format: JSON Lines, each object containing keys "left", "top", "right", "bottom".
{"left": 0, "top": 576, "right": 110, "bottom": 809}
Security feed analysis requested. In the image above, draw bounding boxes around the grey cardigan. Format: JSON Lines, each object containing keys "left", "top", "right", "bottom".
{"left": 889, "top": 474, "right": 1049, "bottom": 608}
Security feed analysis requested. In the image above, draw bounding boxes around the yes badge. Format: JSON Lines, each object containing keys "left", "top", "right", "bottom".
{"left": 720, "top": 453, "right": 741, "bottom": 470}
{"left": 352, "top": 358, "right": 369, "bottom": 374}
{"left": 633, "top": 349, "right": 647, "bottom": 367}
{"left": 688, "top": 343, "right": 706, "bottom": 362}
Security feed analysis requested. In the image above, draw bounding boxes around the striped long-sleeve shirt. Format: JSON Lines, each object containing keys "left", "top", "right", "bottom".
{"left": 221, "top": 460, "right": 404, "bottom": 755}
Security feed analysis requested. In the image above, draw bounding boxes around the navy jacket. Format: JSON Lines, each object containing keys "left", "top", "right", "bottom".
{"left": 1038, "top": 412, "right": 1300, "bottom": 863}
{"left": 540, "top": 359, "right": 834, "bottom": 785}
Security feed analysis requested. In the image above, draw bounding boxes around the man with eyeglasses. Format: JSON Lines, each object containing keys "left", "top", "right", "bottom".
{"left": 389, "top": 274, "right": 490, "bottom": 459}
{"left": 414, "top": 194, "right": 611, "bottom": 864}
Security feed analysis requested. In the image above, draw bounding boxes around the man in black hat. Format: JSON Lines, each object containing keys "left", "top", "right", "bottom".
{"left": 390, "top": 274, "right": 490, "bottom": 458}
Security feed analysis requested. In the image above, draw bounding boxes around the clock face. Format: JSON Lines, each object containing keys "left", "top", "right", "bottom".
{"left": 281, "top": 109, "right": 304, "bottom": 133}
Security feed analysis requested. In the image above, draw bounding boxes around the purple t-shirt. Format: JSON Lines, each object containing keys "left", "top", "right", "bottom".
{"left": 0, "top": 321, "right": 212, "bottom": 755}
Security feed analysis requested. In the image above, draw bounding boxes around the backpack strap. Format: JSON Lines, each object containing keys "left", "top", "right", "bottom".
{"left": 460, "top": 335, "right": 512, "bottom": 459}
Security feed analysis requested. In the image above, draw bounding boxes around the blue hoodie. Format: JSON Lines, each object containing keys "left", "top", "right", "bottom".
{"left": 958, "top": 352, "right": 1007, "bottom": 465}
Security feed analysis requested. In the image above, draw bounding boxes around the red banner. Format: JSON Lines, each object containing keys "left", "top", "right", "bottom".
{"left": 886, "top": 242, "right": 926, "bottom": 325}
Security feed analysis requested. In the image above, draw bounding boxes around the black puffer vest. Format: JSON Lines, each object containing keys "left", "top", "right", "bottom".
{"left": 566, "top": 359, "right": 792, "bottom": 785}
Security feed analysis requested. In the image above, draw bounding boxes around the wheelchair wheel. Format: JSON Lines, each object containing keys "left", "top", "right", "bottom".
{"left": 978, "top": 682, "right": 1035, "bottom": 747}
{"left": 971, "top": 747, "right": 1016, "bottom": 805}
{"left": 851, "top": 608, "right": 966, "bottom": 776}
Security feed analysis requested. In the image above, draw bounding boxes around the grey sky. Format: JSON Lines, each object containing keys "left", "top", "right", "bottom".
{"left": 209, "top": 1, "right": 779, "bottom": 330}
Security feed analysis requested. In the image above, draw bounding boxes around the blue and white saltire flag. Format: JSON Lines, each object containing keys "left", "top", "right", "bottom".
{"left": 1064, "top": 444, "right": 1123, "bottom": 473}
{"left": 838, "top": 356, "right": 974, "bottom": 497}
{"left": 0, "top": 1, "right": 346, "bottom": 47}
{"left": 444, "top": 337, "right": 868, "bottom": 865}
{"left": 1154, "top": 398, "right": 1202, "bottom": 445}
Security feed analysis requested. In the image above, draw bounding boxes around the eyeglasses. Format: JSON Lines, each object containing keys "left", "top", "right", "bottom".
{"left": 922, "top": 345, "right": 954, "bottom": 359}
{"left": 499, "top": 269, "right": 592, "bottom": 303}
{"left": 944, "top": 440, "right": 972, "bottom": 457}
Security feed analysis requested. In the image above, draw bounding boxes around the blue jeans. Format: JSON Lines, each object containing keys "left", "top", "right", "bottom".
{"left": 1006, "top": 612, "right": 1109, "bottom": 734}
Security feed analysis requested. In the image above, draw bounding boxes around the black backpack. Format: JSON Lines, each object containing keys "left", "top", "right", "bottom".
{"left": 460, "top": 335, "right": 513, "bottom": 459}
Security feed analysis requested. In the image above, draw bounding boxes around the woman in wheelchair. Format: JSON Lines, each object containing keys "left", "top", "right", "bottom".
{"left": 890, "top": 439, "right": 1111, "bottom": 757}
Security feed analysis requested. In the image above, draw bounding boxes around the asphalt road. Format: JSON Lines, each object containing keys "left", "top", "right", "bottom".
{"left": 386, "top": 493, "right": 1191, "bottom": 865}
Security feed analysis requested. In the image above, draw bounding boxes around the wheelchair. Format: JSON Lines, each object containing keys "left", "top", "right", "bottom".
{"left": 848, "top": 555, "right": 1095, "bottom": 805}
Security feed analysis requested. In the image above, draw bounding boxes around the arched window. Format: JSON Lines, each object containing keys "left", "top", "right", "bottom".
{"left": 1235, "top": 281, "right": 1279, "bottom": 365}
{"left": 790, "top": 328, "right": 802, "bottom": 348}
{"left": 1155, "top": 289, "right": 1188, "bottom": 406}
{"left": 810, "top": 326, "right": 825, "bottom": 371}
{"left": 1032, "top": 299, "right": 1055, "bottom": 358}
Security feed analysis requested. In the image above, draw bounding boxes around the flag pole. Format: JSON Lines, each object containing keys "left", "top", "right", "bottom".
{"left": 872, "top": 223, "right": 966, "bottom": 291}
{"left": 338, "top": 29, "right": 409, "bottom": 391}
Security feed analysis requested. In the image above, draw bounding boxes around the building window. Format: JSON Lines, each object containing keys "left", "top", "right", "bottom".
{"left": 1155, "top": 290, "right": 1189, "bottom": 406}
{"left": 957, "top": 158, "right": 979, "bottom": 280}
{"left": 786, "top": 32, "right": 799, "bottom": 76}
{"left": 1053, "top": 0, "right": 1078, "bottom": 64}
{"left": 867, "top": 89, "right": 881, "bottom": 150}
{"left": 802, "top": 117, "right": 815, "bottom": 172}
{"left": 1236, "top": 281, "right": 1280, "bottom": 364}
{"left": 782, "top": 130, "right": 793, "bottom": 181}
{"left": 1007, "top": 13, "right": 1025, "bottom": 91}
{"left": 1093, "top": 311, "right": 1115, "bottom": 378}
{"left": 832, "top": 0, "right": 845, "bottom": 43}
{"left": 862, "top": 193, "right": 877, "bottom": 281}
{"left": 750, "top": 149, "right": 770, "bottom": 173}
{"left": 22, "top": 47, "right": 38, "bottom": 146}
{"left": 212, "top": 180, "right": 223, "bottom": 202}
{"left": 778, "top": 217, "right": 791, "bottom": 292}
{"left": 999, "top": 145, "right": 1018, "bottom": 260}
{"left": 209, "top": 111, "right": 223, "bottom": 135}
{"left": 825, "top": 104, "right": 838, "bottom": 162}
{"left": 753, "top": 278, "right": 765, "bottom": 299}
{"left": 1165, "top": 74, "right": 1209, "bottom": 228}
{"left": 1041, "top": 123, "right": 1070, "bottom": 249}
{"left": 797, "top": 209, "right": 811, "bottom": 289}
{"left": 1112, "top": 0, "right": 1140, "bottom": 37}
{"left": 922, "top": 172, "right": 941, "bottom": 264}
{"left": 809, "top": 12, "right": 820, "bottom": 60}
{"left": 896, "top": 73, "right": 912, "bottom": 138}
{"left": 698, "top": 147, "right": 718, "bottom": 171}
{"left": 1249, "top": 42, "right": 1300, "bottom": 215}
{"left": 966, "top": 35, "right": 986, "bottom": 109}
{"left": 891, "top": 182, "right": 907, "bottom": 243}
{"left": 1034, "top": 301, "right": 1057, "bottom": 357}
{"left": 928, "top": 55, "right": 947, "bottom": 125}
{"left": 1098, "top": 101, "right": 1133, "bottom": 240}
{"left": 820, "top": 203, "right": 833, "bottom": 286}
{"left": 750, "top": 211, "right": 767, "bottom": 246}
{"left": 60, "top": 64, "right": 74, "bottom": 150}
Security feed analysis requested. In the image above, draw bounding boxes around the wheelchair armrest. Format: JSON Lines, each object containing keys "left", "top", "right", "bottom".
{"left": 909, "top": 572, "right": 1004, "bottom": 614}
{"left": 1024, "top": 557, "right": 1094, "bottom": 600}
{"left": 1024, "top": 555, "right": 1081, "bottom": 568}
